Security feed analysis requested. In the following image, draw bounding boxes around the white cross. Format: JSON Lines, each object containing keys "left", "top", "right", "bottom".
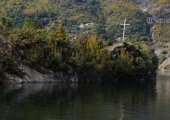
{"left": 120, "top": 18, "right": 130, "bottom": 41}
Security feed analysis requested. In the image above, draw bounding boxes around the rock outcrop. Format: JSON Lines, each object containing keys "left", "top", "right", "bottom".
{"left": 159, "top": 57, "right": 170, "bottom": 72}
{"left": 107, "top": 42, "right": 158, "bottom": 79}
{"left": 2, "top": 64, "right": 78, "bottom": 84}
{"left": 152, "top": 42, "right": 170, "bottom": 71}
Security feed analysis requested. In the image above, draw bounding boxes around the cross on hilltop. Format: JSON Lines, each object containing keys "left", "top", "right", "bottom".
{"left": 120, "top": 18, "right": 130, "bottom": 41}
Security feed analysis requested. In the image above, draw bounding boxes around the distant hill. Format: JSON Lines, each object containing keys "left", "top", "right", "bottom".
{"left": 0, "top": 0, "right": 170, "bottom": 41}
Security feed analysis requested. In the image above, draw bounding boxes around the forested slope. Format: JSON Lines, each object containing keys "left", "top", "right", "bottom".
{"left": 0, "top": 0, "right": 158, "bottom": 40}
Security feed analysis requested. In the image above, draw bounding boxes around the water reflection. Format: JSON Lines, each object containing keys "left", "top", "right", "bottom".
{"left": 0, "top": 80, "right": 160, "bottom": 120}
{"left": 156, "top": 74, "right": 170, "bottom": 120}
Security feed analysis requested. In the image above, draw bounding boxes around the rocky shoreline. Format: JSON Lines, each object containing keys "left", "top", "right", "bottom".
{"left": 0, "top": 64, "right": 78, "bottom": 84}
{"left": 0, "top": 42, "right": 158, "bottom": 84}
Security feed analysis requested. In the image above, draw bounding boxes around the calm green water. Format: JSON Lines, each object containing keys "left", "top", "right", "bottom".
{"left": 0, "top": 74, "right": 170, "bottom": 120}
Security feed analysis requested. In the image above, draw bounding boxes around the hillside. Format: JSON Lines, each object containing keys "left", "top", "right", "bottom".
{"left": 0, "top": 0, "right": 169, "bottom": 74}
{"left": 0, "top": 0, "right": 153, "bottom": 40}
{"left": 130, "top": 0, "right": 170, "bottom": 69}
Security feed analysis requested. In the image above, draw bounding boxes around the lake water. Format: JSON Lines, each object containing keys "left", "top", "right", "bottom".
{"left": 0, "top": 73, "right": 170, "bottom": 120}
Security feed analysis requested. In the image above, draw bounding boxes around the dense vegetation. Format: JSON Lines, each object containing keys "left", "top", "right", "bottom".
{"left": 1, "top": 0, "right": 164, "bottom": 82}
{"left": 0, "top": 16, "right": 158, "bottom": 81}
{"left": 152, "top": 23, "right": 170, "bottom": 42}
{"left": 1, "top": 0, "right": 170, "bottom": 43}
{"left": 148, "top": 0, "right": 170, "bottom": 43}
{"left": 0, "top": 0, "right": 152, "bottom": 40}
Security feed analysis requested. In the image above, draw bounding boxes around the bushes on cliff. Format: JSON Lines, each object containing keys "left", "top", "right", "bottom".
{"left": 0, "top": 17, "right": 14, "bottom": 76}
{"left": 70, "top": 35, "right": 158, "bottom": 81}
{"left": 70, "top": 34, "right": 115, "bottom": 81}
{"left": 0, "top": 17, "right": 158, "bottom": 81}
{"left": 9, "top": 19, "right": 71, "bottom": 72}
{"left": 111, "top": 42, "right": 158, "bottom": 79}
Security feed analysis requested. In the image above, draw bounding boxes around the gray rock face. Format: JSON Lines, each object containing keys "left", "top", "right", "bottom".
{"left": 159, "top": 57, "right": 170, "bottom": 72}
{"left": 152, "top": 41, "right": 170, "bottom": 72}
{"left": 4, "top": 64, "right": 78, "bottom": 84}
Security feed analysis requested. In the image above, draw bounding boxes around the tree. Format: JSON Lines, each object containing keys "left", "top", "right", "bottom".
{"left": 0, "top": 17, "right": 13, "bottom": 76}
{"left": 49, "top": 22, "right": 69, "bottom": 61}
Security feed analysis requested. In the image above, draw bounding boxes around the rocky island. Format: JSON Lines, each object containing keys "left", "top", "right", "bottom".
{"left": 0, "top": 17, "right": 158, "bottom": 83}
